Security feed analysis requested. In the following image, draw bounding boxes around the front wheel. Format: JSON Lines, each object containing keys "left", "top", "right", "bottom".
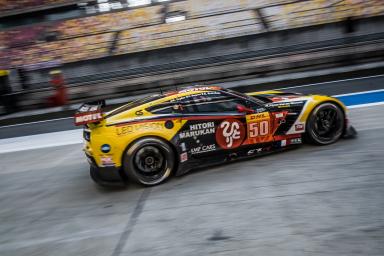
{"left": 123, "top": 137, "right": 175, "bottom": 186}
{"left": 305, "top": 102, "right": 345, "bottom": 145}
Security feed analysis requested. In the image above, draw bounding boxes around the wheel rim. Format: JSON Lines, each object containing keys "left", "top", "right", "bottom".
{"left": 133, "top": 145, "right": 169, "bottom": 184}
{"left": 134, "top": 146, "right": 164, "bottom": 174}
{"left": 311, "top": 105, "right": 343, "bottom": 143}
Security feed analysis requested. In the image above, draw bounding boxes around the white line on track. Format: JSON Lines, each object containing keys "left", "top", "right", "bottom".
{"left": 333, "top": 88, "right": 384, "bottom": 97}
{"left": 276, "top": 74, "right": 384, "bottom": 90}
{"left": 0, "top": 117, "right": 72, "bottom": 129}
{"left": 0, "top": 129, "right": 82, "bottom": 154}
{"left": 347, "top": 101, "right": 384, "bottom": 109}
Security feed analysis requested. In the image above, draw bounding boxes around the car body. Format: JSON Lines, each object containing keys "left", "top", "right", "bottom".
{"left": 75, "top": 86, "right": 356, "bottom": 186}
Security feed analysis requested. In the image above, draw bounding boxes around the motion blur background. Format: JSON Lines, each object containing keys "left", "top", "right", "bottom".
{"left": 0, "top": 0, "right": 383, "bottom": 115}
{"left": 1, "top": 1, "right": 384, "bottom": 256}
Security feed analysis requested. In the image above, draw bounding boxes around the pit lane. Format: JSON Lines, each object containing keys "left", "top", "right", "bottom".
{"left": 1, "top": 80, "right": 384, "bottom": 255}
{"left": 1, "top": 74, "right": 384, "bottom": 139}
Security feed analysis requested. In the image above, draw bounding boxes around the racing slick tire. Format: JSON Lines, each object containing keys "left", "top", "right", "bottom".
{"left": 305, "top": 102, "right": 345, "bottom": 145}
{"left": 123, "top": 137, "right": 175, "bottom": 186}
{"left": 90, "top": 165, "right": 102, "bottom": 184}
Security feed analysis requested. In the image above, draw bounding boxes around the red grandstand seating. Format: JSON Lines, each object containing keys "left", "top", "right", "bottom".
{"left": 117, "top": 10, "right": 262, "bottom": 55}
{"left": 0, "top": 0, "right": 383, "bottom": 69}
{"left": 262, "top": 0, "right": 384, "bottom": 30}
{"left": 55, "top": 5, "right": 163, "bottom": 39}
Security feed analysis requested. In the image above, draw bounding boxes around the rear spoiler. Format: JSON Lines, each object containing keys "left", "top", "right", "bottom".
{"left": 74, "top": 100, "right": 105, "bottom": 126}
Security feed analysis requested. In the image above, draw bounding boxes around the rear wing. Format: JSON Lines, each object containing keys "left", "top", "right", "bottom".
{"left": 74, "top": 100, "right": 105, "bottom": 126}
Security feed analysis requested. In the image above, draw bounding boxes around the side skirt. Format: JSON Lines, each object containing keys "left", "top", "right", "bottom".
{"left": 175, "top": 143, "right": 302, "bottom": 176}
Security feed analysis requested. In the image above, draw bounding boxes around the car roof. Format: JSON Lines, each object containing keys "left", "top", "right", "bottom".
{"left": 156, "top": 86, "right": 226, "bottom": 100}
{"left": 106, "top": 86, "right": 225, "bottom": 117}
{"left": 163, "top": 85, "right": 223, "bottom": 96}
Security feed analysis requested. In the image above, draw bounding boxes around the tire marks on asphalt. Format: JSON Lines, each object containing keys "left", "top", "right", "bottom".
{"left": 111, "top": 188, "right": 151, "bottom": 256}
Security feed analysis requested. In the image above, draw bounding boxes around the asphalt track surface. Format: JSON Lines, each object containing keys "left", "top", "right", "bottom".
{"left": 1, "top": 77, "right": 384, "bottom": 256}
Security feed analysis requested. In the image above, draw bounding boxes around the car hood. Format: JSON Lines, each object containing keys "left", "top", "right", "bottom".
{"left": 246, "top": 90, "right": 313, "bottom": 103}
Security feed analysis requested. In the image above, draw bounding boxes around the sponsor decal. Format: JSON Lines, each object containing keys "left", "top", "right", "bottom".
{"left": 290, "top": 138, "right": 302, "bottom": 144}
{"left": 266, "top": 101, "right": 304, "bottom": 109}
{"left": 271, "top": 96, "right": 300, "bottom": 102}
{"left": 246, "top": 112, "right": 272, "bottom": 144}
{"left": 169, "top": 91, "right": 221, "bottom": 102}
{"left": 216, "top": 119, "right": 245, "bottom": 149}
{"left": 272, "top": 111, "right": 288, "bottom": 127}
{"left": 249, "top": 112, "right": 269, "bottom": 120}
{"left": 116, "top": 122, "right": 163, "bottom": 136}
{"left": 101, "top": 144, "right": 111, "bottom": 153}
{"left": 248, "top": 121, "right": 269, "bottom": 138}
{"left": 275, "top": 112, "right": 284, "bottom": 118}
{"left": 180, "top": 142, "right": 187, "bottom": 152}
{"left": 180, "top": 152, "right": 188, "bottom": 162}
{"left": 79, "top": 105, "right": 99, "bottom": 112}
{"left": 247, "top": 148, "right": 263, "bottom": 155}
{"left": 165, "top": 120, "right": 174, "bottom": 129}
{"left": 75, "top": 112, "right": 103, "bottom": 125}
{"left": 295, "top": 123, "right": 305, "bottom": 131}
{"left": 101, "top": 156, "right": 115, "bottom": 166}
{"left": 256, "top": 107, "right": 267, "bottom": 113}
{"left": 179, "top": 86, "right": 221, "bottom": 93}
{"left": 281, "top": 140, "right": 287, "bottom": 147}
{"left": 179, "top": 122, "right": 215, "bottom": 139}
{"left": 190, "top": 144, "right": 216, "bottom": 154}
{"left": 266, "top": 103, "right": 290, "bottom": 108}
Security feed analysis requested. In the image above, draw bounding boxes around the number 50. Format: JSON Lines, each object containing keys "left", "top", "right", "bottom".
{"left": 249, "top": 121, "right": 269, "bottom": 137}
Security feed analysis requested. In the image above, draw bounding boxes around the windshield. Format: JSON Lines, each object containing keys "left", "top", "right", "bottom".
{"left": 224, "top": 89, "right": 267, "bottom": 105}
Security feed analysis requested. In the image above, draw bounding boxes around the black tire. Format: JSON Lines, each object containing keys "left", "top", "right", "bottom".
{"left": 90, "top": 165, "right": 101, "bottom": 184}
{"left": 123, "top": 137, "right": 175, "bottom": 186}
{"left": 305, "top": 102, "right": 345, "bottom": 145}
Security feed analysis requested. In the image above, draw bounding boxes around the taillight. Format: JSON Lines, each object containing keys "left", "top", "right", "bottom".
{"left": 83, "top": 128, "right": 91, "bottom": 142}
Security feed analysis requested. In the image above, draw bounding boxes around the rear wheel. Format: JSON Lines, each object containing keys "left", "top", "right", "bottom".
{"left": 305, "top": 102, "right": 345, "bottom": 145}
{"left": 123, "top": 137, "right": 175, "bottom": 186}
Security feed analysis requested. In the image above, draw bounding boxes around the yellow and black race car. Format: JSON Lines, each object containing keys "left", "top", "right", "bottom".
{"left": 75, "top": 86, "right": 356, "bottom": 186}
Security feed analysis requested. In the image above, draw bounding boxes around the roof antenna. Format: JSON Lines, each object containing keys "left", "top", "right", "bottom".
{"left": 159, "top": 87, "right": 163, "bottom": 94}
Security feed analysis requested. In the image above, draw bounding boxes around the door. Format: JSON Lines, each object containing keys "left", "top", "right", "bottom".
{"left": 178, "top": 91, "right": 252, "bottom": 159}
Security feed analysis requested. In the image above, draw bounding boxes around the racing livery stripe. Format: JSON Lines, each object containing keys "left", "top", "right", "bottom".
{"left": 108, "top": 114, "right": 244, "bottom": 127}
{"left": 273, "top": 134, "right": 302, "bottom": 141}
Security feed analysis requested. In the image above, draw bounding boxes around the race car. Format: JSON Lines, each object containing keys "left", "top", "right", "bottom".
{"left": 75, "top": 86, "right": 356, "bottom": 186}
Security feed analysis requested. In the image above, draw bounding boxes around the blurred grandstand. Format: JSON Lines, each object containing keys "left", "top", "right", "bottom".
{"left": 0, "top": 0, "right": 384, "bottom": 112}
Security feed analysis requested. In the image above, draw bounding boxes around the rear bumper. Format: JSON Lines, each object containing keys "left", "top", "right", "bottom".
{"left": 86, "top": 154, "right": 126, "bottom": 186}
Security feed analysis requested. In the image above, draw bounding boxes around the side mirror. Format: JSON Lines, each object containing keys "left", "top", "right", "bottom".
{"left": 237, "top": 104, "right": 254, "bottom": 114}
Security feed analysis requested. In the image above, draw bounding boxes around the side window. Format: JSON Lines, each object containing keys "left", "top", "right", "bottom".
{"left": 146, "top": 91, "right": 263, "bottom": 115}
{"left": 147, "top": 103, "right": 182, "bottom": 114}
{"left": 245, "top": 100, "right": 266, "bottom": 112}
{"left": 182, "top": 91, "right": 247, "bottom": 113}
{"left": 194, "top": 99, "right": 244, "bottom": 113}
{"left": 224, "top": 89, "right": 265, "bottom": 111}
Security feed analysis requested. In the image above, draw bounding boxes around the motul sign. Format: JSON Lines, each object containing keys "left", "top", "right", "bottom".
{"left": 74, "top": 111, "right": 103, "bottom": 126}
